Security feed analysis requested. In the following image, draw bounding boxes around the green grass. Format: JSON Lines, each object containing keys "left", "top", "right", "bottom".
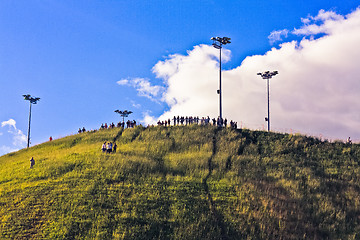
{"left": 1, "top": 125, "right": 360, "bottom": 239}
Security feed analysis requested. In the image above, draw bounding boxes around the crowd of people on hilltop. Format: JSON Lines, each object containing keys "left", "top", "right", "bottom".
{"left": 77, "top": 120, "right": 137, "bottom": 134}
{"left": 157, "top": 116, "right": 237, "bottom": 129}
{"left": 100, "top": 120, "right": 137, "bottom": 130}
{"left": 77, "top": 113, "right": 240, "bottom": 137}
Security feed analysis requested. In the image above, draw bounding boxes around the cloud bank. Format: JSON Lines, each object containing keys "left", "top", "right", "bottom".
{"left": 143, "top": 8, "right": 360, "bottom": 141}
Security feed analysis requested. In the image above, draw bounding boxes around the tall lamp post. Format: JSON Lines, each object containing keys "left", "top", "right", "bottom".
{"left": 257, "top": 71, "right": 278, "bottom": 132}
{"left": 114, "top": 110, "right": 133, "bottom": 125}
{"left": 211, "top": 36, "right": 231, "bottom": 120}
{"left": 23, "top": 94, "right": 40, "bottom": 148}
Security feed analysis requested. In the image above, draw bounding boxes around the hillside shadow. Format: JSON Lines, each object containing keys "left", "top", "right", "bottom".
{"left": 202, "top": 128, "right": 242, "bottom": 240}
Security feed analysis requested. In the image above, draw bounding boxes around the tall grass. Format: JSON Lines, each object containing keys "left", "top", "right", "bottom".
{"left": 1, "top": 125, "right": 360, "bottom": 239}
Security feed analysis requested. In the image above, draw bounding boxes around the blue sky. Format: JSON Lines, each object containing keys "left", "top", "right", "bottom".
{"left": 1, "top": 1, "right": 360, "bottom": 155}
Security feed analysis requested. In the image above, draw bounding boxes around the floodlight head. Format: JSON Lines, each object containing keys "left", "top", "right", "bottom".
{"left": 115, "top": 110, "right": 132, "bottom": 117}
{"left": 30, "top": 97, "right": 40, "bottom": 104}
{"left": 211, "top": 36, "right": 231, "bottom": 48}
{"left": 23, "top": 94, "right": 31, "bottom": 100}
{"left": 257, "top": 70, "right": 279, "bottom": 80}
{"left": 24, "top": 94, "right": 40, "bottom": 104}
{"left": 212, "top": 43, "right": 221, "bottom": 49}
{"left": 222, "top": 37, "right": 231, "bottom": 44}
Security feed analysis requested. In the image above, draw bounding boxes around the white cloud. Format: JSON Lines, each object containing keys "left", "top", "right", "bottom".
{"left": 117, "top": 77, "right": 164, "bottom": 101}
{"left": 153, "top": 44, "right": 230, "bottom": 107}
{"left": 1, "top": 119, "right": 27, "bottom": 147}
{"left": 133, "top": 78, "right": 163, "bottom": 99}
{"left": 292, "top": 9, "right": 345, "bottom": 36}
{"left": 1, "top": 119, "right": 17, "bottom": 129}
{"left": 130, "top": 100, "right": 141, "bottom": 109}
{"left": 268, "top": 29, "right": 289, "bottom": 44}
{"left": 312, "top": 9, "right": 344, "bottom": 22}
{"left": 148, "top": 8, "right": 360, "bottom": 141}
{"left": 117, "top": 79, "right": 129, "bottom": 85}
{"left": 141, "top": 112, "right": 157, "bottom": 126}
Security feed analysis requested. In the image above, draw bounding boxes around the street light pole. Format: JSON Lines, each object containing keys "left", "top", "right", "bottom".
{"left": 27, "top": 101, "right": 32, "bottom": 148}
{"left": 211, "top": 37, "right": 231, "bottom": 120}
{"left": 267, "top": 78, "right": 270, "bottom": 131}
{"left": 257, "top": 71, "right": 278, "bottom": 132}
{"left": 219, "top": 45, "right": 222, "bottom": 120}
{"left": 23, "top": 94, "right": 40, "bottom": 148}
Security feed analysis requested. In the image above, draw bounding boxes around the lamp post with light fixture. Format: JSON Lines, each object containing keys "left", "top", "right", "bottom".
{"left": 23, "top": 94, "right": 40, "bottom": 148}
{"left": 114, "top": 110, "right": 133, "bottom": 125}
{"left": 211, "top": 36, "right": 231, "bottom": 120}
{"left": 257, "top": 71, "right": 278, "bottom": 131}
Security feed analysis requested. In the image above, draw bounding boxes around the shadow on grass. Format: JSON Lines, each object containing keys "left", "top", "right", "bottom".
{"left": 202, "top": 128, "right": 242, "bottom": 240}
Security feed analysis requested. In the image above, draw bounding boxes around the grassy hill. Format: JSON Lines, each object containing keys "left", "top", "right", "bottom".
{"left": 1, "top": 125, "right": 360, "bottom": 239}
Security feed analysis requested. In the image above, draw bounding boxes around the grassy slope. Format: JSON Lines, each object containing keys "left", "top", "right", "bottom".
{"left": 1, "top": 125, "right": 360, "bottom": 239}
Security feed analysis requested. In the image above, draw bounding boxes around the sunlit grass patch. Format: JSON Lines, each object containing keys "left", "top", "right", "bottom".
{"left": 1, "top": 125, "right": 360, "bottom": 239}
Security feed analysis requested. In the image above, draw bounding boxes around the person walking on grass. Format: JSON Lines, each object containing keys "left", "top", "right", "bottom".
{"left": 30, "top": 157, "right": 35, "bottom": 169}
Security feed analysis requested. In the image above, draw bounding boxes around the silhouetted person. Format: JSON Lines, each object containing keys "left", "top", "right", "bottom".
{"left": 30, "top": 157, "right": 35, "bottom": 169}
{"left": 113, "top": 143, "right": 117, "bottom": 153}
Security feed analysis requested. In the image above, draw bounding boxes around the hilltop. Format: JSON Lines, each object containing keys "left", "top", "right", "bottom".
{"left": 1, "top": 125, "right": 360, "bottom": 239}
